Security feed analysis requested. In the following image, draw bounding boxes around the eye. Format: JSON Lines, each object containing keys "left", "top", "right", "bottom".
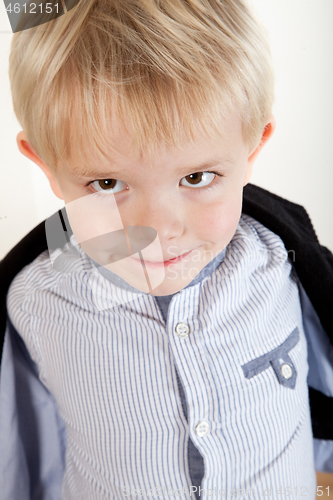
{"left": 180, "top": 171, "right": 220, "bottom": 189}
{"left": 90, "top": 179, "right": 127, "bottom": 194}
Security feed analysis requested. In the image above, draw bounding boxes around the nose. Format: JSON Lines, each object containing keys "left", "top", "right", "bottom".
{"left": 128, "top": 194, "right": 184, "bottom": 244}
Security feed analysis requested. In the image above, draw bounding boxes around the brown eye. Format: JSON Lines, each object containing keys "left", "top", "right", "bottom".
{"left": 98, "top": 179, "right": 116, "bottom": 190}
{"left": 180, "top": 171, "right": 216, "bottom": 189}
{"left": 185, "top": 173, "right": 204, "bottom": 185}
{"left": 91, "top": 178, "right": 127, "bottom": 194}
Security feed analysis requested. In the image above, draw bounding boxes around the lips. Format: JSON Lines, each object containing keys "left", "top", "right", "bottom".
{"left": 130, "top": 249, "right": 194, "bottom": 267}
{"left": 148, "top": 250, "right": 193, "bottom": 263}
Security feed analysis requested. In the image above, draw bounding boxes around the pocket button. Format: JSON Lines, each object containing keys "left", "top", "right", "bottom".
{"left": 281, "top": 363, "right": 293, "bottom": 380}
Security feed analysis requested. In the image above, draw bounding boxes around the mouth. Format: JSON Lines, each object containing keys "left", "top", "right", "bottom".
{"left": 130, "top": 249, "right": 195, "bottom": 268}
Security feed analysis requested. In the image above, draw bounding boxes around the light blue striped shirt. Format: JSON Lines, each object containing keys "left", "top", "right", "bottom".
{"left": 0, "top": 214, "right": 324, "bottom": 499}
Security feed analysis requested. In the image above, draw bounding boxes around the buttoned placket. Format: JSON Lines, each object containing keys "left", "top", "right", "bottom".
{"left": 166, "top": 284, "right": 214, "bottom": 447}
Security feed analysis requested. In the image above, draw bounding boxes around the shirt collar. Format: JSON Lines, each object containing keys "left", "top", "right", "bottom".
{"left": 87, "top": 242, "right": 227, "bottom": 295}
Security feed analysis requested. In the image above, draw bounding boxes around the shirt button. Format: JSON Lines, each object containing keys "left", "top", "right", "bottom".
{"left": 175, "top": 323, "right": 190, "bottom": 338}
{"left": 195, "top": 421, "right": 210, "bottom": 437}
{"left": 280, "top": 363, "right": 293, "bottom": 379}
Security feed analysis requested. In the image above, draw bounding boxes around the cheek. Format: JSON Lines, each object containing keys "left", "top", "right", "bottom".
{"left": 196, "top": 192, "right": 243, "bottom": 243}
{"left": 64, "top": 192, "right": 125, "bottom": 247}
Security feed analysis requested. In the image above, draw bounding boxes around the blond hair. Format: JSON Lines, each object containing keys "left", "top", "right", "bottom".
{"left": 9, "top": 0, "right": 274, "bottom": 172}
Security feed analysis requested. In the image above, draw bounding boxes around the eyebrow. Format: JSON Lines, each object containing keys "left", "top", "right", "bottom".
{"left": 70, "top": 156, "right": 233, "bottom": 179}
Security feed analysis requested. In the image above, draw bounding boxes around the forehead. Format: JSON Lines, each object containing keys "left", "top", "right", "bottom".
{"left": 64, "top": 107, "right": 245, "bottom": 178}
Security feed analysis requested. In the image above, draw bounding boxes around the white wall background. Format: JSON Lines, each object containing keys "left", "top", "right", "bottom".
{"left": 0, "top": 0, "right": 332, "bottom": 260}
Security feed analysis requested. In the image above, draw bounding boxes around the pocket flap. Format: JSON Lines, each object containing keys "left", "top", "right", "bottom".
{"left": 241, "top": 327, "right": 300, "bottom": 389}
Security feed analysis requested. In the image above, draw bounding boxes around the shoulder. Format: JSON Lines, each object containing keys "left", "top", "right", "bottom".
{"left": 6, "top": 232, "right": 96, "bottom": 323}
{"left": 243, "top": 184, "right": 333, "bottom": 338}
{"left": 6, "top": 250, "right": 59, "bottom": 343}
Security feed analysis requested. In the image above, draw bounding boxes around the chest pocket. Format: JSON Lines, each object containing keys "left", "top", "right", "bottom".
{"left": 241, "top": 327, "right": 299, "bottom": 390}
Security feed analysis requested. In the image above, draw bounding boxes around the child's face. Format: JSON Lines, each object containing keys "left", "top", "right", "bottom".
{"left": 18, "top": 109, "right": 274, "bottom": 296}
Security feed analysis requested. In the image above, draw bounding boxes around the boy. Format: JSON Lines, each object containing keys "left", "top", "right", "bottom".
{"left": 1, "top": 0, "right": 333, "bottom": 498}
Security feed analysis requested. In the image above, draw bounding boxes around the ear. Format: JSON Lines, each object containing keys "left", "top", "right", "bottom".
{"left": 243, "top": 115, "right": 276, "bottom": 187}
{"left": 16, "top": 131, "right": 64, "bottom": 200}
